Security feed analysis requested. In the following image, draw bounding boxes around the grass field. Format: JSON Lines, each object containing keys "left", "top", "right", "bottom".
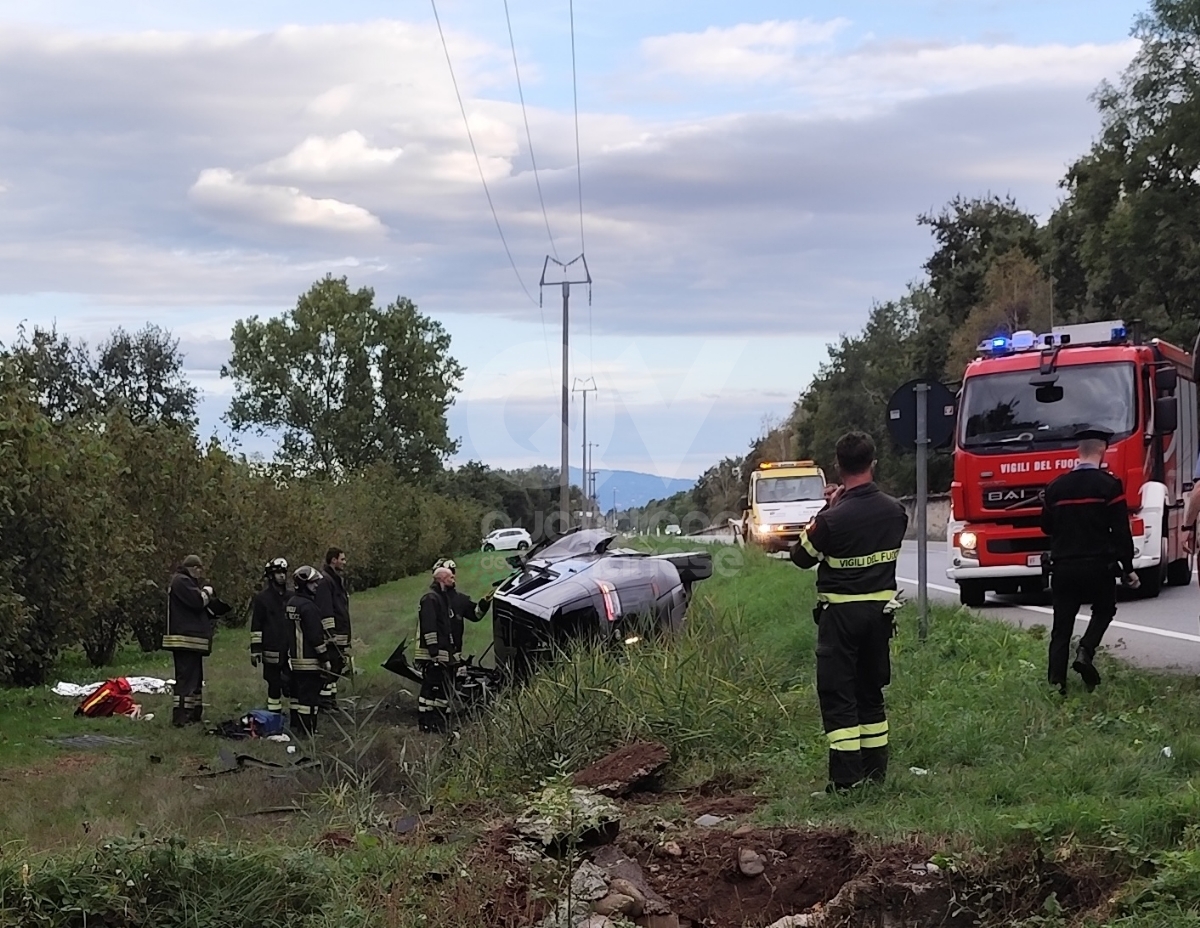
{"left": 4, "top": 541, "right": 1200, "bottom": 924}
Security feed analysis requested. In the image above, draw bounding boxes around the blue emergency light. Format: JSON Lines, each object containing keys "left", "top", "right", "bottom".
{"left": 991, "top": 336, "right": 1007, "bottom": 350}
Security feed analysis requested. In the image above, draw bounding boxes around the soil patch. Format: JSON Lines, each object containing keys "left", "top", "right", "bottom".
{"left": 683, "top": 795, "right": 763, "bottom": 819}
{"left": 463, "top": 822, "right": 554, "bottom": 928}
{"left": 574, "top": 741, "right": 671, "bottom": 796}
{"left": 627, "top": 827, "right": 861, "bottom": 927}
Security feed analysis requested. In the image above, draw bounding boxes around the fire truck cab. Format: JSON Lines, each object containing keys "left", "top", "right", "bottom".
{"left": 947, "top": 320, "right": 1197, "bottom": 607}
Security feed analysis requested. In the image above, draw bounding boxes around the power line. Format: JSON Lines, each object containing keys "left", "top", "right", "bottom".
{"left": 430, "top": 0, "right": 538, "bottom": 307}
{"left": 568, "top": 0, "right": 593, "bottom": 375}
{"left": 503, "top": 0, "right": 558, "bottom": 262}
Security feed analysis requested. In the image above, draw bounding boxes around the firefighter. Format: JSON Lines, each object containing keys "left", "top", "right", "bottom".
{"left": 789, "top": 431, "right": 908, "bottom": 792}
{"left": 434, "top": 558, "right": 494, "bottom": 662}
{"left": 315, "top": 547, "right": 350, "bottom": 710}
{"left": 250, "top": 557, "right": 290, "bottom": 714}
{"left": 287, "top": 565, "right": 340, "bottom": 735}
{"left": 414, "top": 565, "right": 456, "bottom": 733}
{"left": 163, "top": 554, "right": 215, "bottom": 727}
{"left": 1040, "top": 426, "right": 1139, "bottom": 695}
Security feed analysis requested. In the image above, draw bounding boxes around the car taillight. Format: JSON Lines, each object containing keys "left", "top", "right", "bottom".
{"left": 1131, "top": 517, "right": 1145, "bottom": 536}
{"left": 596, "top": 580, "right": 618, "bottom": 622}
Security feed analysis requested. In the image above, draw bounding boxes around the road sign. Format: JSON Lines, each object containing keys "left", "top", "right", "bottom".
{"left": 886, "top": 379, "right": 957, "bottom": 450}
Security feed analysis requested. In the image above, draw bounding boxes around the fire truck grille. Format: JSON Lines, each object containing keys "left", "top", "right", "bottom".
{"left": 986, "top": 537, "right": 1051, "bottom": 554}
{"left": 981, "top": 486, "right": 1045, "bottom": 510}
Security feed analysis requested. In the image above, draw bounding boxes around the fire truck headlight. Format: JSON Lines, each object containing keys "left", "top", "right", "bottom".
{"left": 959, "top": 531, "right": 978, "bottom": 553}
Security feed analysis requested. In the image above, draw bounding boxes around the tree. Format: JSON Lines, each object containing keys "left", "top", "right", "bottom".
{"left": 94, "top": 324, "right": 198, "bottom": 426}
{"left": 1052, "top": 0, "right": 1200, "bottom": 346}
{"left": 0, "top": 323, "right": 97, "bottom": 420}
{"left": 222, "top": 276, "right": 465, "bottom": 477}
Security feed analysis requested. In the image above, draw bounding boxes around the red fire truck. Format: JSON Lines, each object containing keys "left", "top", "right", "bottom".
{"left": 947, "top": 320, "right": 1197, "bottom": 607}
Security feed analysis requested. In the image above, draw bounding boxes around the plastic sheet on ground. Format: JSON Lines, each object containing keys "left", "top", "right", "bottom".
{"left": 52, "top": 676, "right": 174, "bottom": 698}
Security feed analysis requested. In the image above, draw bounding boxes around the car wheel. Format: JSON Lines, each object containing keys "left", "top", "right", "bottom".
{"left": 517, "top": 541, "right": 529, "bottom": 550}
{"left": 483, "top": 543, "right": 495, "bottom": 552}
{"left": 958, "top": 580, "right": 986, "bottom": 608}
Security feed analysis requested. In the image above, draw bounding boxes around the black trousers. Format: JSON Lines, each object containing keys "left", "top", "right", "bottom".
{"left": 262, "top": 661, "right": 288, "bottom": 713}
{"left": 172, "top": 650, "right": 205, "bottom": 726}
{"left": 417, "top": 661, "right": 451, "bottom": 732}
{"left": 815, "top": 601, "right": 893, "bottom": 788}
{"left": 290, "top": 669, "right": 322, "bottom": 735}
{"left": 1049, "top": 564, "right": 1117, "bottom": 684}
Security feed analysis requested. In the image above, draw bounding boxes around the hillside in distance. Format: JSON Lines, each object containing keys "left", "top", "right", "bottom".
{"left": 568, "top": 466, "right": 694, "bottom": 510}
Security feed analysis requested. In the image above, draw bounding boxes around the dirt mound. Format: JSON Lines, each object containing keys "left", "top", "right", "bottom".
{"left": 683, "top": 795, "right": 763, "bottom": 819}
{"left": 628, "top": 827, "right": 861, "bottom": 927}
{"left": 574, "top": 741, "right": 671, "bottom": 796}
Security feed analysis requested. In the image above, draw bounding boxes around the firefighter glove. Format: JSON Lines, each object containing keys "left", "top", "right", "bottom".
{"left": 250, "top": 653, "right": 262, "bottom": 668}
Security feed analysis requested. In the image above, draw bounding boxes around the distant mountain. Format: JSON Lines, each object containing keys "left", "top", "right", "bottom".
{"left": 568, "top": 467, "right": 694, "bottom": 510}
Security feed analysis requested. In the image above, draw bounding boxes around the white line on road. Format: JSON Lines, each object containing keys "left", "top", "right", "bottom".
{"left": 896, "top": 576, "right": 1200, "bottom": 644}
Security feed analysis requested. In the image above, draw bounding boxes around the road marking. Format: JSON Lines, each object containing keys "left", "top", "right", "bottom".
{"left": 896, "top": 576, "right": 1200, "bottom": 644}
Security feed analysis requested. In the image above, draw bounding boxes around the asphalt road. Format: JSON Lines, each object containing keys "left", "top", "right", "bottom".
{"left": 685, "top": 532, "right": 1200, "bottom": 674}
{"left": 898, "top": 540, "right": 1200, "bottom": 675}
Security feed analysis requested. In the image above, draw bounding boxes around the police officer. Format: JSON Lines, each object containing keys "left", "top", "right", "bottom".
{"left": 315, "top": 547, "right": 350, "bottom": 710}
{"left": 789, "top": 431, "right": 908, "bottom": 792}
{"left": 287, "top": 565, "right": 340, "bottom": 735}
{"left": 433, "top": 558, "right": 494, "bottom": 662}
{"left": 250, "top": 557, "right": 290, "bottom": 714}
{"left": 163, "top": 554, "right": 215, "bottom": 727}
{"left": 415, "top": 566, "right": 456, "bottom": 733}
{"left": 1040, "top": 426, "right": 1139, "bottom": 694}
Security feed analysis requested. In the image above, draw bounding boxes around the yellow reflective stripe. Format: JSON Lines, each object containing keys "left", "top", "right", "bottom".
{"left": 860, "top": 720, "right": 889, "bottom": 748}
{"left": 290, "top": 658, "right": 321, "bottom": 670}
{"left": 824, "top": 548, "right": 900, "bottom": 570}
{"left": 818, "top": 590, "right": 897, "bottom": 604}
{"left": 250, "top": 632, "right": 263, "bottom": 643}
{"left": 162, "top": 634, "right": 209, "bottom": 650}
{"left": 321, "top": 617, "right": 336, "bottom": 630}
{"left": 799, "top": 532, "right": 823, "bottom": 561}
{"left": 827, "top": 726, "right": 861, "bottom": 751}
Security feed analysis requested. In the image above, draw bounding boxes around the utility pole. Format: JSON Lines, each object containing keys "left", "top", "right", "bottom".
{"left": 541, "top": 255, "right": 592, "bottom": 535}
{"left": 573, "top": 377, "right": 597, "bottom": 527}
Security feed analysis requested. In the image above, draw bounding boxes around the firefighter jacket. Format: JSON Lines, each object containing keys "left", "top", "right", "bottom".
{"left": 287, "top": 588, "right": 332, "bottom": 672}
{"left": 1040, "top": 465, "right": 1135, "bottom": 574}
{"left": 163, "top": 569, "right": 213, "bottom": 654}
{"left": 315, "top": 568, "right": 351, "bottom": 648}
{"left": 415, "top": 582, "right": 455, "bottom": 664}
{"left": 250, "top": 583, "right": 290, "bottom": 665}
{"left": 790, "top": 483, "right": 909, "bottom": 604}
{"left": 449, "top": 588, "right": 491, "bottom": 656}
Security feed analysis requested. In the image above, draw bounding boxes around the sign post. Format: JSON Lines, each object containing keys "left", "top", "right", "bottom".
{"left": 886, "top": 378, "right": 957, "bottom": 642}
{"left": 914, "top": 381, "right": 929, "bottom": 641}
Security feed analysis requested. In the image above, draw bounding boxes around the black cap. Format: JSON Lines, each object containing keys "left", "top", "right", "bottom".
{"left": 1074, "top": 426, "right": 1114, "bottom": 443}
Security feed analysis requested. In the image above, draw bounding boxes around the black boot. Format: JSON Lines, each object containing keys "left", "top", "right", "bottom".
{"left": 1072, "top": 645, "right": 1100, "bottom": 692}
{"left": 862, "top": 745, "right": 888, "bottom": 784}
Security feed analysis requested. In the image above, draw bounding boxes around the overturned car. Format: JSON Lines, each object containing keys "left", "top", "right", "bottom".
{"left": 490, "top": 528, "right": 713, "bottom": 677}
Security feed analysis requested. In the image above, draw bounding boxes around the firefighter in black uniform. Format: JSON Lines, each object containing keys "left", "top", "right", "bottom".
{"left": 1040, "top": 426, "right": 1139, "bottom": 694}
{"left": 163, "top": 554, "right": 215, "bottom": 727}
{"left": 434, "top": 558, "right": 494, "bottom": 661}
{"left": 287, "top": 565, "right": 340, "bottom": 735}
{"left": 789, "top": 432, "right": 908, "bottom": 792}
{"left": 415, "top": 566, "right": 456, "bottom": 733}
{"left": 315, "top": 547, "right": 350, "bottom": 710}
{"left": 250, "top": 557, "right": 290, "bottom": 714}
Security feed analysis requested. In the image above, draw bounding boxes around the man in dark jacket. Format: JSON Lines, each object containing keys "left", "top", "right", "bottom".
{"left": 434, "top": 558, "right": 494, "bottom": 660}
{"left": 790, "top": 431, "right": 908, "bottom": 792}
{"left": 1040, "top": 426, "right": 1139, "bottom": 694}
{"left": 250, "top": 557, "right": 290, "bottom": 714}
{"left": 414, "top": 566, "right": 456, "bottom": 733}
{"left": 287, "top": 565, "right": 339, "bottom": 735}
{"left": 315, "top": 547, "right": 350, "bottom": 710}
{"left": 163, "top": 554, "right": 214, "bottom": 727}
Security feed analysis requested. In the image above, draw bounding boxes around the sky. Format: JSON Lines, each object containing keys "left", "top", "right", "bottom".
{"left": 0, "top": 0, "right": 1147, "bottom": 480}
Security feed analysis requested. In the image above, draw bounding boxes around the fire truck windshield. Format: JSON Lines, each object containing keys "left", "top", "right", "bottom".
{"left": 755, "top": 475, "right": 825, "bottom": 503}
{"left": 960, "top": 362, "right": 1136, "bottom": 449}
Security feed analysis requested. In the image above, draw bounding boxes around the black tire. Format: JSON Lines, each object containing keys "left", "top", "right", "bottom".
{"left": 517, "top": 541, "right": 529, "bottom": 550}
{"left": 483, "top": 543, "right": 495, "bottom": 552}
{"left": 1136, "top": 565, "right": 1163, "bottom": 598}
{"left": 959, "top": 580, "right": 986, "bottom": 608}
{"left": 1167, "top": 557, "right": 1193, "bottom": 587}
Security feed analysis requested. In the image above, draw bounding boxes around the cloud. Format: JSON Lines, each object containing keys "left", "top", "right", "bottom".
{"left": 642, "top": 19, "right": 850, "bottom": 83}
{"left": 188, "top": 167, "right": 385, "bottom": 233}
{"left": 257, "top": 130, "right": 403, "bottom": 181}
{"left": 0, "top": 18, "right": 1136, "bottom": 344}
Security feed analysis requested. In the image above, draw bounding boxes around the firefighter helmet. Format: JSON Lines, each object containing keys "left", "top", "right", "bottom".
{"left": 264, "top": 557, "right": 288, "bottom": 577}
{"left": 433, "top": 558, "right": 457, "bottom": 573}
{"left": 293, "top": 565, "right": 323, "bottom": 586}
